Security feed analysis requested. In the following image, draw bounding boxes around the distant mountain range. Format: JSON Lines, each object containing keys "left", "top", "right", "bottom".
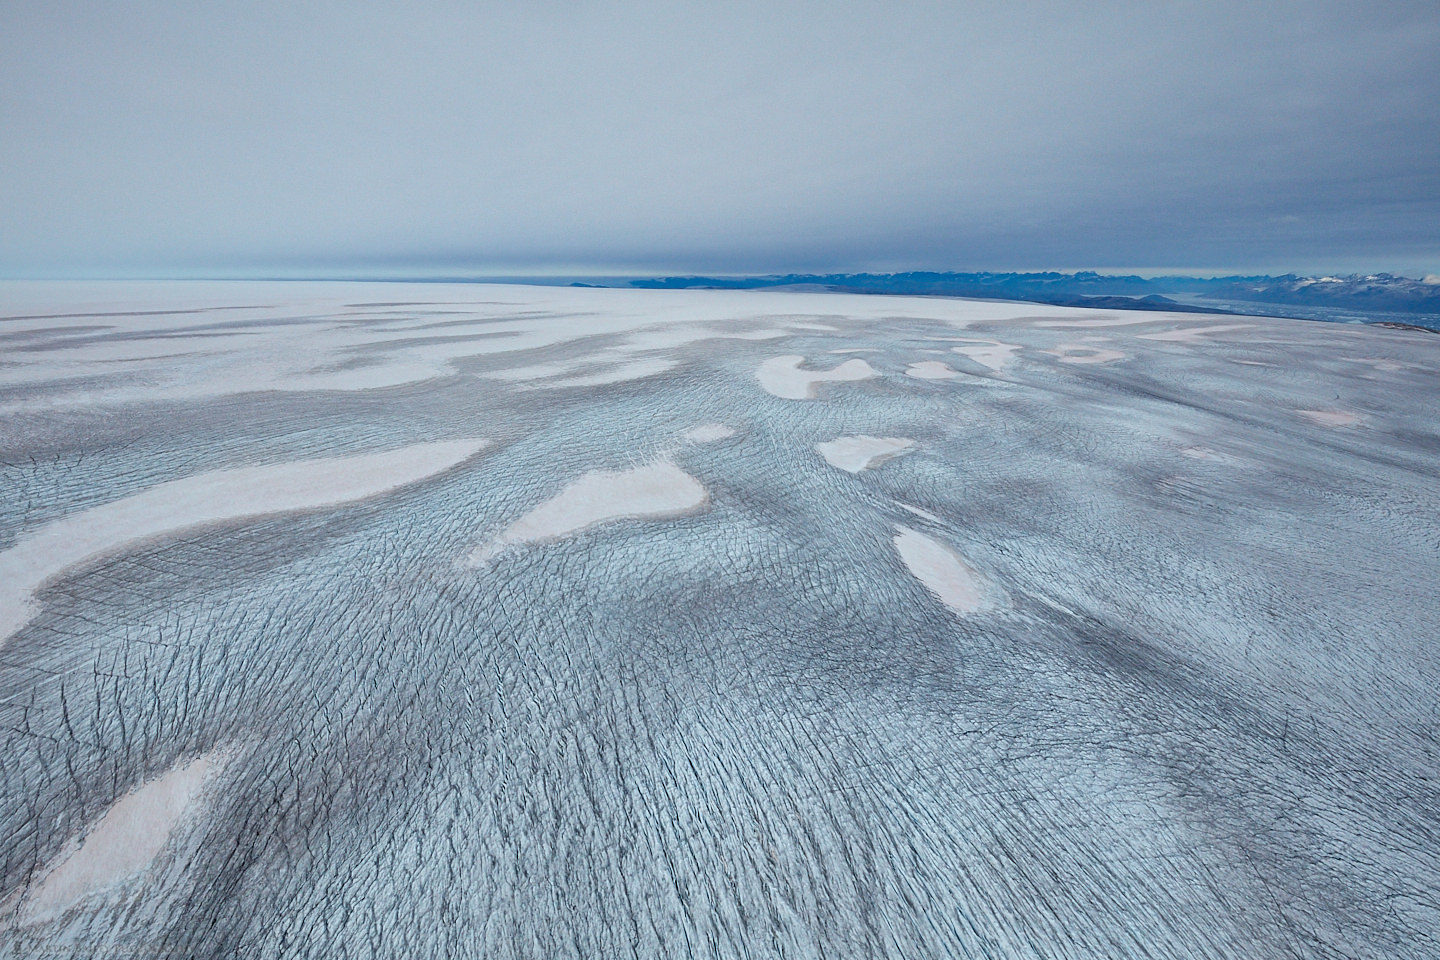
{"left": 1203, "top": 273, "right": 1440, "bottom": 313}
{"left": 606, "top": 271, "right": 1440, "bottom": 330}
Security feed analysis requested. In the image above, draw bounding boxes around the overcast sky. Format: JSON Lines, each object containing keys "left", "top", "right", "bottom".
{"left": 2, "top": 0, "right": 1437, "bottom": 278}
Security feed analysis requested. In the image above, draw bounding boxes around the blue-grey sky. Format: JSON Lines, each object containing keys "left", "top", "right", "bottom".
{"left": 3, "top": 0, "right": 1438, "bottom": 278}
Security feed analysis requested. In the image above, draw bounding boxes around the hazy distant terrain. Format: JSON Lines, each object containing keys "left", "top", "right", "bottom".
{"left": 1, "top": 282, "right": 1437, "bottom": 959}
{"left": 623, "top": 271, "right": 1440, "bottom": 329}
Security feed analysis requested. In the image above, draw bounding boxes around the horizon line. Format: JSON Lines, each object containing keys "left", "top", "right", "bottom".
{"left": 3, "top": 266, "right": 1438, "bottom": 284}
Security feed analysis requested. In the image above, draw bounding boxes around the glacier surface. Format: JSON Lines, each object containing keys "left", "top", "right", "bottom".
{"left": 1, "top": 281, "right": 1437, "bottom": 959}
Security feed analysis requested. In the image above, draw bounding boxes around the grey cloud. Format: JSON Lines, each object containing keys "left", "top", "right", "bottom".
{"left": 1, "top": 0, "right": 1437, "bottom": 276}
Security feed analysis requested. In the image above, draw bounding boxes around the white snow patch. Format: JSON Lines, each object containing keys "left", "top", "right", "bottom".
{"left": 896, "top": 502, "right": 942, "bottom": 523}
{"left": 816, "top": 437, "right": 915, "bottom": 473}
{"left": 683, "top": 423, "right": 737, "bottom": 444}
{"left": 1139, "top": 323, "right": 1252, "bottom": 343}
{"left": 488, "top": 356, "right": 674, "bottom": 388}
{"left": 470, "top": 459, "right": 707, "bottom": 563}
{"left": 1048, "top": 343, "right": 1126, "bottom": 364}
{"left": 622, "top": 325, "right": 786, "bottom": 351}
{"left": 893, "top": 526, "right": 989, "bottom": 615}
{"left": 0, "top": 439, "right": 488, "bottom": 645}
{"left": 949, "top": 340, "right": 1021, "bottom": 374}
{"left": 756, "top": 355, "right": 877, "bottom": 399}
{"left": 19, "top": 749, "right": 231, "bottom": 924}
{"left": 1297, "top": 409, "right": 1363, "bottom": 428}
{"left": 542, "top": 357, "right": 675, "bottom": 388}
{"left": 0, "top": 282, "right": 1112, "bottom": 410}
{"left": 1177, "top": 445, "right": 1245, "bottom": 466}
{"left": 1032, "top": 315, "right": 1164, "bottom": 329}
{"left": 1358, "top": 357, "right": 1404, "bottom": 372}
{"left": 486, "top": 361, "right": 577, "bottom": 383}
{"left": 905, "top": 361, "right": 961, "bottom": 380}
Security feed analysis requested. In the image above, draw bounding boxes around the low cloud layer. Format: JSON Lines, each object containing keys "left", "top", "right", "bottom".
{"left": 2, "top": 0, "right": 1437, "bottom": 276}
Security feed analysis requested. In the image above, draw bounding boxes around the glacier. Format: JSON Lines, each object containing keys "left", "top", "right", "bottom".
{"left": 1, "top": 281, "right": 1437, "bottom": 959}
